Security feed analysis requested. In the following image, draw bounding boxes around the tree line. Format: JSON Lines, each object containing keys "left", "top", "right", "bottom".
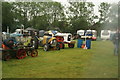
{"left": 2, "top": 1, "right": 118, "bottom": 35}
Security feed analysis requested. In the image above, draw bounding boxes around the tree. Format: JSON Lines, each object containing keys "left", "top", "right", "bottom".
{"left": 106, "top": 3, "right": 118, "bottom": 30}
{"left": 42, "top": 2, "right": 65, "bottom": 30}
{"left": 98, "top": 2, "right": 110, "bottom": 29}
{"left": 2, "top": 2, "right": 14, "bottom": 32}
{"left": 11, "top": 2, "right": 32, "bottom": 29}
{"left": 68, "top": 2, "right": 98, "bottom": 33}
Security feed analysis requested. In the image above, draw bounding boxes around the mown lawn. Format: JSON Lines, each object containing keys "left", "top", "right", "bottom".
{"left": 2, "top": 40, "right": 118, "bottom": 78}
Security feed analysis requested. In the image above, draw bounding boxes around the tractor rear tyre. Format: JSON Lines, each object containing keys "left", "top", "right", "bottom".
{"left": 16, "top": 49, "right": 26, "bottom": 59}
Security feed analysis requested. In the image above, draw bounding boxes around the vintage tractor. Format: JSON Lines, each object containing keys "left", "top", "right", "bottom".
{"left": 1, "top": 36, "right": 38, "bottom": 61}
{"left": 55, "top": 33, "right": 75, "bottom": 48}
{"left": 32, "top": 31, "right": 60, "bottom": 51}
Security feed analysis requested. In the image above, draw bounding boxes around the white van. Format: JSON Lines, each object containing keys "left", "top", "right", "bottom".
{"left": 101, "top": 30, "right": 111, "bottom": 40}
{"left": 77, "top": 30, "right": 85, "bottom": 36}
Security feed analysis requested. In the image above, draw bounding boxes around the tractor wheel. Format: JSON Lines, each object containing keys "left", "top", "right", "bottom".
{"left": 56, "top": 43, "right": 60, "bottom": 50}
{"left": 3, "top": 53, "right": 11, "bottom": 61}
{"left": 59, "top": 42, "right": 64, "bottom": 49}
{"left": 31, "top": 49, "right": 38, "bottom": 57}
{"left": 68, "top": 43, "right": 74, "bottom": 48}
{"left": 16, "top": 49, "right": 26, "bottom": 59}
{"left": 43, "top": 44, "right": 49, "bottom": 51}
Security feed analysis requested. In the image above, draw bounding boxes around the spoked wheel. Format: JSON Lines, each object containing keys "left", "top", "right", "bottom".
{"left": 68, "top": 43, "right": 74, "bottom": 48}
{"left": 31, "top": 49, "right": 38, "bottom": 57}
{"left": 16, "top": 49, "right": 26, "bottom": 59}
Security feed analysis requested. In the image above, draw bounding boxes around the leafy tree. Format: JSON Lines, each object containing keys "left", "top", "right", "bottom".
{"left": 106, "top": 3, "right": 118, "bottom": 30}
{"left": 68, "top": 2, "right": 98, "bottom": 33}
{"left": 11, "top": 2, "right": 32, "bottom": 29}
{"left": 42, "top": 2, "right": 65, "bottom": 30}
{"left": 2, "top": 2, "right": 14, "bottom": 32}
{"left": 98, "top": 2, "right": 110, "bottom": 30}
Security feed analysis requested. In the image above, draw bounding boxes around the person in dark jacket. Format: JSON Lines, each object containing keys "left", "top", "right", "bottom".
{"left": 111, "top": 29, "right": 120, "bottom": 56}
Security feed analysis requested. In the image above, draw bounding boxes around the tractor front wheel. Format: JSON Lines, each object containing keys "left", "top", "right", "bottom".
{"left": 43, "top": 44, "right": 49, "bottom": 51}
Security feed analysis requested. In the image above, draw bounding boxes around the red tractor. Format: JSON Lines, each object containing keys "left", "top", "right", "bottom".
{"left": 47, "top": 30, "right": 76, "bottom": 49}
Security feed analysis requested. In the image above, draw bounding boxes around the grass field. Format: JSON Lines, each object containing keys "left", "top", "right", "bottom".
{"left": 2, "top": 40, "right": 118, "bottom": 78}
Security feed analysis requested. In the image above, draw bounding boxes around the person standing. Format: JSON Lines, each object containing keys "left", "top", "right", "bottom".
{"left": 111, "top": 29, "right": 120, "bottom": 56}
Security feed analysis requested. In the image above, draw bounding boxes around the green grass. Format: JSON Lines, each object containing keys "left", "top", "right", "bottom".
{"left": 2, "top": 40, "right": 118, "bottom": 78}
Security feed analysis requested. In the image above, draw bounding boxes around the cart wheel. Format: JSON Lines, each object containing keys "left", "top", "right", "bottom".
{"left": 31, "top": 49, "right": 38, "bottom": 57}
{"left": 68, "top": 43, "right": 74, "bottom": 48}
{"left": 43, "top": 44, "right": 49, "bottom": 51}
{"left": 27, "top": 50, "right": 31, "bottom": 56}
{"left": 16, "top": 49, "right": 26, "bottom": 59}
{"left": 3, "top": 53, "right": 11, "bottom": 61}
